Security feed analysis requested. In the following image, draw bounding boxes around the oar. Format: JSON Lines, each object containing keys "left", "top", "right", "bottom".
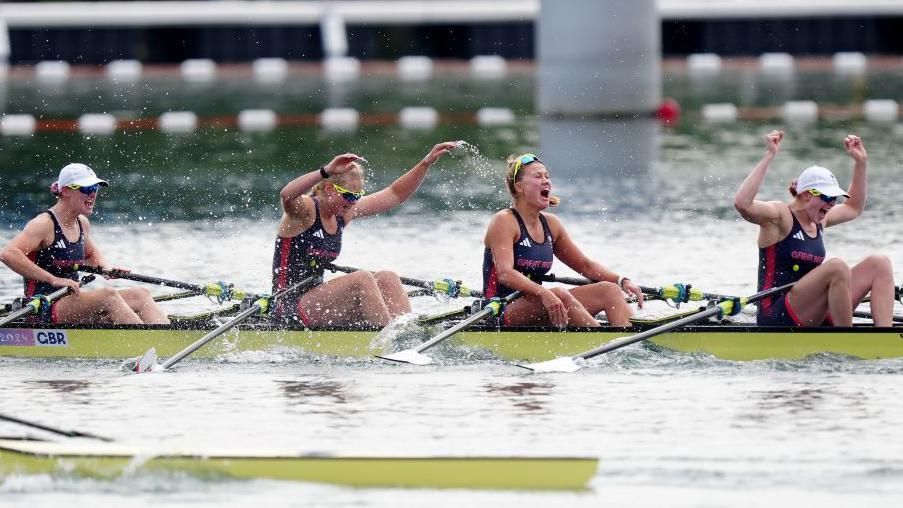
{"left": 0, "top": 412, "right": 113, "bottom": 442}
{"left": 153, "top": 289, "right": 204, "bottom": 302}
{"left": 518, "top": 283, "right": 795, "bottom": 373}
{"left": 541, "top": 273, "right": 732, "bottom": 303}
{"left": 76, "top": 265, "right": 254, "bottom": 303}
{"left": 378, "top": 291, "right": 522, "bottom": 365}
{"left": 0, "top": 276, "right": 95, "bottom": 327}
{"left": 126, "top": 275, "right": 317, "bottom": 373}
{"left": 326, "top": 263, "right": 483, "bottom": 298}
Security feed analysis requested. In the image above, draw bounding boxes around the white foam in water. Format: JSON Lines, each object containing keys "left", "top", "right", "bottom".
{"left": 369, "top": 313, "right": 422, "bottom": 353}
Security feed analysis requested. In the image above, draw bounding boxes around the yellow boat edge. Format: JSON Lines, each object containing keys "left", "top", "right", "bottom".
{"left": 0, "top": 439, "right": 598, "bottom": 490}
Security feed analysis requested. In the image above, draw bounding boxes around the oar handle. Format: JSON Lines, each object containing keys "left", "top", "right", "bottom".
{"left": 0, "top": 276, "right": 95, "bottom": 326}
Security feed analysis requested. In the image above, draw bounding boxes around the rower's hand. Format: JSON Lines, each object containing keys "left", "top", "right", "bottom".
{"left": 539, "top": 289, "right": 568, "bottom": 328}
{"left": 844, "top": 134, "right": 867, "bottom": 162}
{"left": 765, "top": 130, "right": 783, "bottom": 156}
{"left": 325, "top": 153, "right": 363, "bottom": 176}
{"left": 622, "top": 280, "right": 644, "bottom": 309}
{"left": 423, "top": 141, "right": 460, "bottom": 165}
{"left": 51, "top": 277, "right": 80, "bottom": 295}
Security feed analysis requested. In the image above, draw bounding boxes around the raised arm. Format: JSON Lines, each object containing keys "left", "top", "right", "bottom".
{"left": 280, "top": 154, "right": 362, "bottom": 218}
{"left": 349, "top": 141, "right": 458, "bottom": 219}
{"left": 826, "top": 134, "right": 867, "bottom": 227}
{"left": 0, "top": 216, "right": 81, "bottom": 293}
{"left": 549, "top": 215, "right": 644, "bottom": 308}
{"left": 733, "top": 130, "right": 786, "bottom": 226}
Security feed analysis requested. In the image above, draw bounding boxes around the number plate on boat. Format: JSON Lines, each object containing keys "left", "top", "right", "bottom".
{"left": 0, "top": 329, "right": 69, "bottom": 347}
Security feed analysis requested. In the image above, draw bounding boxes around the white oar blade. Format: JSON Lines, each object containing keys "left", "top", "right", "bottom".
{"left": 376, "top": 349, "right": 433, "bottom": 365}
{"left": 516, "top": 356, "right": 582, "bottom": 374}
{"left": 120, "top": 348, "right": 160, "bottom": 373}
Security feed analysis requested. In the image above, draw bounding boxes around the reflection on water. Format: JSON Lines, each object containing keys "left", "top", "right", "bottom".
{"left": 483, "top": 381, "right": 554, "bottom": 414}
{"left": 276, "top": 378, "right": 354, "bottom": 408}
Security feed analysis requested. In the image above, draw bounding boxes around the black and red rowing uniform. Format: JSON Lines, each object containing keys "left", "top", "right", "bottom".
{"left": 271, "top": 198, "right": 344, "bottom": 324}
{"left": 22, "top": 210, "right": 86, "bottom": 323}
{"left": 482, "top": 208, "right": 554, "bottom": 325}
{"left": 757, "top": 212, "right": 829, "bottom": 326}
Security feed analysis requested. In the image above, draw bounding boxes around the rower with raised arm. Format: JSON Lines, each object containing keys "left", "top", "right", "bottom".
{"left": 733, "top": 130, "right": 894, "bottom": 327}
{"left": 0, "top": 164, "right": 169, "bottom": 324}
{"left": 272, "top": 142, "right": 459, "bottom": 327}
{"left": 482, "top": 154, "right": 644, "bottom": 328}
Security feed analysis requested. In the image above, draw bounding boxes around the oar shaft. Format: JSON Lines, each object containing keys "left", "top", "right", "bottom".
{"left": 414, "top": 291, "right": 521, "bottom": 354}
{"left": 0, "top": 412, "right": 113, "bottom": 441}
{"left": 78, "top": 265, "right": 202, "bottom": 292}
{"left": 0, "top": 286, "right": 70, "bottom": 326}
{"left": 541, "top": 274, "right": 732, "bottom": 302}
{"left": 161, "top": 302, "right": 261, "bottom": 369}
{"left": 327, "top": 263, "right": 483, "bottom": 298}
{"left": 580, "top": 283, "right": 795, "bottom": 361}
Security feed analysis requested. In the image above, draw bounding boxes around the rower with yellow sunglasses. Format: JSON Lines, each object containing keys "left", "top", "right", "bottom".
{"left": 734, "top": 130, "right": 895, "bottom": 327}
{"left": 0, "top": 163, "right": 169, "bottom": 325}
{"left": 271, "top": 141, "right": 460, "bottom": 326}
{"left": 481, "top": 153, "right": 644, "bottom": 328}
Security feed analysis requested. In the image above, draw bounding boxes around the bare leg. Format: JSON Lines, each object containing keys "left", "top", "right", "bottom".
{"left": 373, "top": 270, "right": 412, "bottom": 317}
{"left": 850, "top": 254, "right": 895, "bottom": 327}
{"left": 502, "top": 287, "right": 600, "bottom": 327}
{"left": 297, "top": 270, "right": 392, "bottom": 327}
{"left": 570, "top": 282, "right": 633, "bottom": 326}
{"left": 52, "top": 287, "right": 143, "bottom": 324}
{"left": 118, "top": 287, "right": 170, "bottom": 324}
{"left": 787, "top": 258, "right": 852, "bottom": 326}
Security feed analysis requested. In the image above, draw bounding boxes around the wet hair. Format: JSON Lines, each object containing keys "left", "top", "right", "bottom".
{"left": 309, "top": 162, "right": 365, "bottom": 197}
{"left": 505, "top": 154, "right": 560, "bottom": 206}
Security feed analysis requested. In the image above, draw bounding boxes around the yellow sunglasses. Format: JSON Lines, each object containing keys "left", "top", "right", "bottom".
{"left": 331, "top": 182, "right": 365, "bottom": 203}
{"left": 512, "top": 154, "right": 542, "bottom": 183}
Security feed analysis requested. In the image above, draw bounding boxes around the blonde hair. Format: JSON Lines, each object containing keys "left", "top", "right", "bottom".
{"left": 309, "top": 162, "right": 365, "bottom": 197}
{"left": 505, "top": 154, "right": 560, "bottom": 206}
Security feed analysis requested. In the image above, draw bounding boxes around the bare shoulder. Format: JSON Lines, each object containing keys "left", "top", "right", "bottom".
{"left": 540, "top": 211, "right": 565, "bottom": 238}
{"left": 77, "top": 215, "right": 91, "bottom": 231}
{"left": 16, "top": 214, "right": 55, "bottom": 249}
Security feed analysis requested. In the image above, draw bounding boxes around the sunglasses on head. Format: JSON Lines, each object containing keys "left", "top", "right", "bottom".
{"left": 512, "top": 154, "right": 542, "bottom": 183}
{"left": 66, "top": 183, "right": 101, "bottom": 195}
{"left": 807, "top": 189, "right": 837, "bottom": 205}
{"left": 331, "top": 182, "right": 365, "bottom": 203}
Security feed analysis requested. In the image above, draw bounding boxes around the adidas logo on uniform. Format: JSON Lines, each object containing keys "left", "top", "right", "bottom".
{"left": 54, "top": 239, "right": 66, "bottom": 249}
{"left": 793, "top": 231, "right": 806, "bottom": 241}
{"left": 313, "top": 229, "right": 325, "bottom": 239}
{"left": 519, "top": 238, "right": 532, "bottom": 248}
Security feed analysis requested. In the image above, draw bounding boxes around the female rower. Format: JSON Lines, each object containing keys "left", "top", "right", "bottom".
{"left": 733, "top": 130, "right": 895, "bottom": 327}
{"left": 482, "top": 153, "right": 644, "bottom": 328}
{"left": 0, "top": 163, "right": 170, "bottom": 325}
{"left": 272, "top": 142, "right": 459, "bottom": 327}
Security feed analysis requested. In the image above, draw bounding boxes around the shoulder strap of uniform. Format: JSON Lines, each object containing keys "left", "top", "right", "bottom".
{"left": 508, "top": 208, "right": 529, "bottom": 238}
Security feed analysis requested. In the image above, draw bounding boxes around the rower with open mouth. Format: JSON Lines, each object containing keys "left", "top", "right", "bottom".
{"left": 481, "top": 153, "right": 644, "bottom": 328}
{"left": 0, "top": 163, "right": 169, "bottom": 325}
{"left": 734, "top": 131, "right": 895, "bottom": 327}
{"left": 271, "top": 142, "right": 459, "bottom": 327}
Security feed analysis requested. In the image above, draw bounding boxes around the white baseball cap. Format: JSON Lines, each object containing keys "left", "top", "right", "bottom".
{"left": 53, "top": 163, "right": 109, "bottom": 192}
{"left": 795, "top": 166, "right": 849, "bottom": 198}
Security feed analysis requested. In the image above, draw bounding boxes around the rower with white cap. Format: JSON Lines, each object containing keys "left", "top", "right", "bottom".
{"left": 734, "top": 131, "right": 895, "bottom": 327}
{"left": 0, "top": 163, "right": 169, "bottom": 324}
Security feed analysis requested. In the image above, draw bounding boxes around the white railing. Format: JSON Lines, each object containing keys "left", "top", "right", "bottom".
{"left": 0, "top": 0, "right": 901, "bottom": 28}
